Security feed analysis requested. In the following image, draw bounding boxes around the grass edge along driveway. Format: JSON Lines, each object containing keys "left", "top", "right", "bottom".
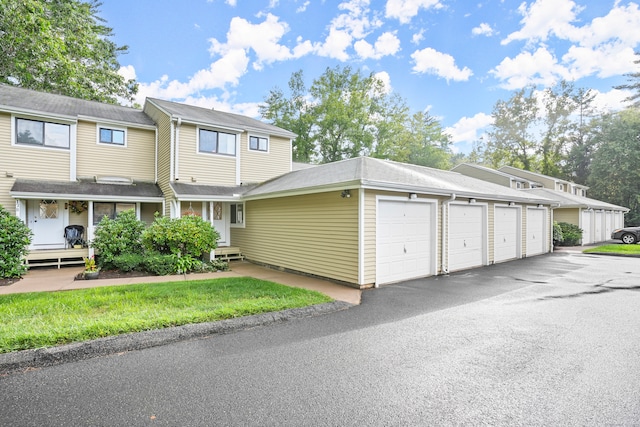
{"left": 0, "top": 277, "right": 332, "bottom": 353}
{"left": 583, "top": 244, "right": 640, "bottom": 256}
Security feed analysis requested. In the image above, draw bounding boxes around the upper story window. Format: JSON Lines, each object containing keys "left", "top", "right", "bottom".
{"left": 249, "top": 135, "right": 268, "bottom": 152}
{"left": 16, "top": 118, "right": 70, "bottom": 149}
{"left": 515, "top": 182, "right": 522, "bottom": 189}
{"left": 99, "top": 127, "right": 126, "bottom": 146}
{"left": 199, "top": 128, "right": 236, "bottom": 156}
{"left": 558, "top": 184, "right": 565, "bottom": 191}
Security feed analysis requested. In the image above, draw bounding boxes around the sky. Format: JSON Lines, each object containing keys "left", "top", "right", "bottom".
{"left": 98, "top": 0, "right": 640, "bottom": 154}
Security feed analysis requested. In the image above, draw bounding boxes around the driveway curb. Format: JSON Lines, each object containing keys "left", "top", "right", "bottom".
{"left": 0, "top": 301, "right": 352, "bottom": 375}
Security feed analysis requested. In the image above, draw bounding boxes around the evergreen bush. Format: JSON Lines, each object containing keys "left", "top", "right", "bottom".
{"left": 91, "top": 209, "right": 146, "bottom": 269}
{"left": 0, "top": 205, "right": 32, "bottom": 278}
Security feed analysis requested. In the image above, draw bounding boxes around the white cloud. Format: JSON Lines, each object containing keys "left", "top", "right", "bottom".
{"left": 446, "top": 112, "right": 493, "bottom": 144}
{"left": 225, "top": 0, "right": 237, "bottom": 6}
{"left": 411, "top": 47, "right": 473, "bottom": 81}
{"left": 501, "top": 0, "right": 581, "bottom": 45}
{"left": 590, "top": 88, "right": 635, "bottom": 112}
{"left": 118, "top": 65, "right": 136, "bottom": 81}
{"left": 354, "top": 31, "right": 401, "bottom": 59}
{"left": 472, "top": 23, "right": 494, "bottom": 37}
{"left": 491, "top": 46, "right": 570, "bottom": 89}
{"left": 209, "top": 14, "right": 310, "bottom": 71}
{"left": 496, "top": 1, "right": 640, "bottom": 88}
{"left": 374, "top": 71, "right": 393, "bottom": 94}
{"left": 385, "top": 0, "right": 443, "bottom": 24}
{"left": 314, "top": 27, "right": 353, "bottom": 60}
{"left": 296, "top": 1, "right": 310, "bottom": 13}
{"left": 411, "top": 29, "right": 425, "bottom": 44}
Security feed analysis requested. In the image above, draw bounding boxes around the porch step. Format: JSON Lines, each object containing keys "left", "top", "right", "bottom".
{"left": 25, "top": 249, "right": 88, "bottom": 269}
{"left": 214, "top": 247, "right": 245, "bottom": 261}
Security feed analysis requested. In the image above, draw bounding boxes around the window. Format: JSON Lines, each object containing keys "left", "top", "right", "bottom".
{"left": 93, "top": 202, "right": 136, "bottom": 224}
{"left": 16, "top": 118, "right": 70, "bottom": 149}
{"left": 230, "top": 203, "right": 244, "bottom": 226}
{"left": 249, "top": 136, "right": 268, "bottom": 152}
{"left": 516, "top": 182, "right": 522, "bottom": 189}
{"left": 199, "top": 129, "right": 236, "bottom": 156}
{"left": 39, "top": 200, "right": 58, "bottom": 219}
{"left": 99, "top": 127, "right": 125, "bottom": 145}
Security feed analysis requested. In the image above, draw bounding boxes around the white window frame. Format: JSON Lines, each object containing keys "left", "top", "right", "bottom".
{"left": 12, "top": 116, "right": 71, "bottom": 150}
{"left": 197, "top": 127, "right": 237, "bottom": 157}
{"left": 230, "top": 202, "right": 245, "bottom": 228}
{"left": 97, "top": 124, "right": 127, "bottom": 147}
{"left": 248, "top": 134, "right": 269, "bottom": 153}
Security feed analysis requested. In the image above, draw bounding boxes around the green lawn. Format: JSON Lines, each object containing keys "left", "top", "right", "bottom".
{"left": 583, "top": 244, "right": 640, "bottom": 255}
{"left": 0, "top": 277, "right": 332, "bottom": 353}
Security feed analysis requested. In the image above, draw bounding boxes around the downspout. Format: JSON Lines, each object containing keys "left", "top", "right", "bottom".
{"left": 154, "top": 127, "right": 158, "bottom": 184}
{"left": 169, "top": 120, "right": 175, "bottom": 182}
{"left": 175, "top": 117, "right": 182, "bottom": 181}
{"left": 441, "top": 193, "right": 456, "bottom": 274}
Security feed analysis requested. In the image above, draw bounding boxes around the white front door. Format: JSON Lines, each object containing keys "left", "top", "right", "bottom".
{"left": 28, "top": 199, "right": 67, "bottom": 249}
{"left": 211, "top": 202, "right": 229, "bottom": 246}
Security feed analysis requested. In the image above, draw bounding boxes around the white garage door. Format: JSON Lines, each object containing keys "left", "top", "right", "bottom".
{"left": 605, "top": 211, "right": 613, "bottom": 238}
{"left": 594, "top": 211, "right": 603, "bottom": 242}
{"left": 377, "top": 200, "right": 434, "bottom": 285}
{"left": 581, "top": 210, "right": 592, "bottom": 245}
{"left": 448, "top": 204, "right": 486, "bottom": 272}
{"left": 494, "top": 206, "right": 520, "bottom": 263}
{"left": 526, "top": 208, "right": 547, "bottom": 256}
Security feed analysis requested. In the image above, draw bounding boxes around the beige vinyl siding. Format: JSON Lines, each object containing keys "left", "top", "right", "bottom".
{"left": 554, "top": 208, "right": 579, "bottom": 225}
{"left": 144, "top": 103, "right": 172, "bottom": 216}
{"left": 76, "top": 121, "right": 155, "bottom": 181}
{"left": 0, "top": 112, "right": 70, "bottom": 182}
{"left": 178, "top": 124, "right": 236, "bottom": 186}
{"left": 231, "top": 191, "right": 359, "bottom": 285}
{"left": 241, "top": 134, "right": 291, "bottom": 183}
{"left": 0, "top": 179, "right": 15, "bottom": 214}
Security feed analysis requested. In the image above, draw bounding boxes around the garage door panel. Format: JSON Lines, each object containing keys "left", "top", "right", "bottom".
{"left": 448, "top": 204, "right": 485, "bottom": 272}
{"left": 526, "top": 208, "right": 546, "bottom": 256}
{"left": 494, "top": 206, "right": 519, "bottom": 263}
{"left": 377, "top": 200, "right": 435, "bottom": 285}
{"left": 581, "top": 211, "right": 592, "bottom": 245}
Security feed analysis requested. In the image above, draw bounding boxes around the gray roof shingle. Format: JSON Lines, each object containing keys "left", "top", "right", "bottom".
{"left": 522, "top": 188, "right": 629, "bottom": 211}
{"left": 10, "top": 179, "right": 163, "bottom": 200}
{"left": 244, "top": 157, "right": 557, "bottom": 204}
{"left": 147, "top": 97, "right": 296, "bottom": 138}
{"left": 0, "top": 84, "right": 155, "bottom": 127}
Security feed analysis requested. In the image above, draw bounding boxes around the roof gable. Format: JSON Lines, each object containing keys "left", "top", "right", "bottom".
{"left": 146, "top": 98, "right": 296, "bottom": 139}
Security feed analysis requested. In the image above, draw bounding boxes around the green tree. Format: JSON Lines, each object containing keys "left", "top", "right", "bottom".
{"left": 485, "top": 88, "right": 539, "bottom": 170}
{"left": 587, "top": 109, "right": 640, "bottom": 225}
{"left": 0, "top": 0, "right": 138, "bottom": 104}
{"left": 615, "top": 51, "right": 640, "bottom": 108}
{"left": 91, "top": 210, "right": 146, "bottom": 269}
{"left": 539, "top": 81, "right": 578, "bottom": 177}
{"left": 562, "top": 87, "right": 598, "bottom": 184}
{"left": 260, "top": 71, "right": 315, "bottom": 162}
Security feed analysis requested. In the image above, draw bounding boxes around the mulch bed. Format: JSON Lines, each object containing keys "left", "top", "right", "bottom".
{"left": 0, "top": 277, "right": 20, "bottom": 287}
{"left": 74, "top": 270, "right": 152, "bottom": 281}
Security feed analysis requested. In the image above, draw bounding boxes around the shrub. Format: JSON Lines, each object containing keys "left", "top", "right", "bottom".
{"left": 142, "top": 214, "right": 219, "bottom": 258}
{"left": 143, "top": 253, "right": 177, "bottom": 276}
{"left": 0, "top": 205, "right": 32, "bottom": 278}
{"left": 91, "top": 210, "right": 146, "bottom": 269}
{"left": 553, "top": 221, "right": 564, "bottom": 246}
{"left": 557, "top": 222, "right": 583, "bottom": 246}
{"left": 112, "top": 253, "right": 146, "bottom": 272}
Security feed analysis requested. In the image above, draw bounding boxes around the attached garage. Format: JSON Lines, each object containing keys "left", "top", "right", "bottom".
{"left": 526, "top": 207, "right": 547, "bottom": 256}
{"left": 376, "top": 197, "right": 437, "bottom": 285}
{"left": 605, "top": 211, "right": 613, "bottom": 238}
{"left": 494, "top": 205, "right": 521, "bottom": 263}
{"left": 581, "top": 210, "right": 593, "bottom": 245}
{"left": 448, "top": 203, "right": 487, "bottom": 272}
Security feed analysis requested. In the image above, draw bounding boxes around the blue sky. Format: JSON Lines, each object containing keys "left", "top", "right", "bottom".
{"left": 99, "top": 0, "right": 640, "bottom": 154}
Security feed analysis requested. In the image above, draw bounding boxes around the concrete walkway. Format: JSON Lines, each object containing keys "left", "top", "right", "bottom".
{"left": 0, "top": 261, "right": 361, "bottom": 305}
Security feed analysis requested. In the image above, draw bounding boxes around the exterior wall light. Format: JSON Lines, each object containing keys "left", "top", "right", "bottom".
{"left": 469, "top": 198, "right": 476, "bottom": 204}
{"left": 341, "top": 190, "right": 351, "bottom": 198}
{"left": 409, "top": 193, "right": 417, "bottom": 199}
